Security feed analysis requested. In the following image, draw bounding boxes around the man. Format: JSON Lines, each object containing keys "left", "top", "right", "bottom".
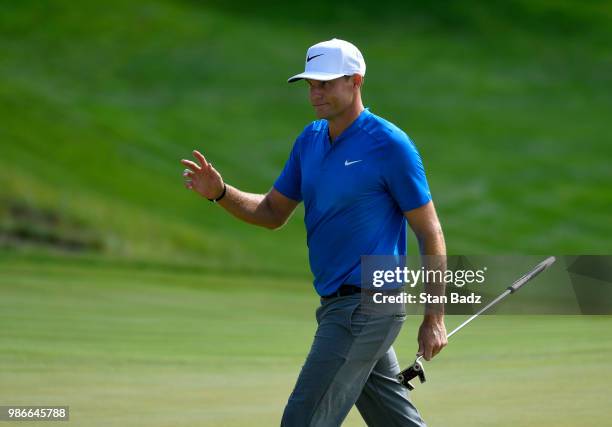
{"left": 181, "top": 38, "right": 447, "bottom": 426}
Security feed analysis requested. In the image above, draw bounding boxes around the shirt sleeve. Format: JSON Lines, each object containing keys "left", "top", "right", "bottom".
{"left": 273, "top": 137, "right": 303, "bottom": 202}
{"left": 383, "top": 135, "right": 432, "bottom": 212}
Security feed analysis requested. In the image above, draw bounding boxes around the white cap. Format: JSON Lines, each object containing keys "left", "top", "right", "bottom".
{"left": 287, "top": 38, "right": 366, "bottom": 83}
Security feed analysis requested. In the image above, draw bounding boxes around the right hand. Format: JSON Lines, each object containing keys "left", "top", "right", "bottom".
{"left": 180, "top": 150, "right": 225, "bottom": 200}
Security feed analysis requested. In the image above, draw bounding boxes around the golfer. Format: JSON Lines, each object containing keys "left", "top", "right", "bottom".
{"left": 181, "top": 38, "right": 447, "bottom": 426}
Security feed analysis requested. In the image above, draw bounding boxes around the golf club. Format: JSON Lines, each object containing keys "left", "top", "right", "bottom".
{"left": 397, "top": 256, "right": 557, "bottom": 390}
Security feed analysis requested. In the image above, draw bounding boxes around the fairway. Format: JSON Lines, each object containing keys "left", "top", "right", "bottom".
{"left": 1, "top": 260, "right": 610, "bottom": 426}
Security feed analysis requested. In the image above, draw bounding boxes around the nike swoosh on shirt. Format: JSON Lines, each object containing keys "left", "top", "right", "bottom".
{"left": 307, "top": 54, "right": 324, "bottom": 62}
{"left": 344, "top": 160, "right": 363, "bottom": 166}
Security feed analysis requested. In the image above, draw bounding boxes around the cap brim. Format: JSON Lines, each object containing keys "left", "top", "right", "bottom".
{"left": 287, "top": 72, "right": 346, "bottom": 83}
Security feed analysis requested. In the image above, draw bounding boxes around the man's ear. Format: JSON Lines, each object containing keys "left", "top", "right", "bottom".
{"left": 352, "top": 74, "right": 363, "bottom": 89}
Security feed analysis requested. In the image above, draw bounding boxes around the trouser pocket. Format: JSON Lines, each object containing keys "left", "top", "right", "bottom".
{"left": 348, "top": 303, "right": 370, "bottom": 336}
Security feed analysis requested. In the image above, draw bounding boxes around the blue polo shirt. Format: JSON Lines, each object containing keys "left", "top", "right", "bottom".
{"left": 274, "top": 108, "right": 432, "bottom": 296}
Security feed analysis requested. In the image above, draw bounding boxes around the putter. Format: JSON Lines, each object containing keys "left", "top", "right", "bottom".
{"left": 397, "top": 256, "right": 557, "bottom": 390}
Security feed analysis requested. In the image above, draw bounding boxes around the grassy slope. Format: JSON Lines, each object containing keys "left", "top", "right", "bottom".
{"left": 1, "top": 262, "right": 611, "bottom": 426}
{"left": 1, "top": 0, "right": 611, "bottom": 278}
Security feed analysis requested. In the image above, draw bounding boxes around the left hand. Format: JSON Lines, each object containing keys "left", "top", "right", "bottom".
{"left": 417, "top": 315, "right": 448, "bottom": 361}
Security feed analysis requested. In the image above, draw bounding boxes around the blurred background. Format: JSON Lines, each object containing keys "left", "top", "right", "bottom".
{"left": 1, "top": 1, "right": 611, "bottom": 426}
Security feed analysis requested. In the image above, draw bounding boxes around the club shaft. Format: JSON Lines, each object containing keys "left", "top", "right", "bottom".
{"left": 415, "top": 256, "right": 556, "bottom": 364}
{"left": 416, "top": 291, "right": 510, "bottom": 363}
{"left": 446, "top": 290, "right": 510, "bottom": 339}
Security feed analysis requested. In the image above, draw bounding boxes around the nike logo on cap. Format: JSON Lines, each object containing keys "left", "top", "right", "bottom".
{"left": 345, "top": 160, "right": 363, "bottom": 166}
{"left": 307, "top": 53, "right": 324, "bottom": 62}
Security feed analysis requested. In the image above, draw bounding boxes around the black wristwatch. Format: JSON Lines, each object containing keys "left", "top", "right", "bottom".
{"left": 208, "top": 183, "right": 227, "bottom": 203}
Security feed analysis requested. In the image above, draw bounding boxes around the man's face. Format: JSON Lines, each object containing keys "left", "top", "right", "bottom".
{"left": 306, "top": 76, "right": 356, "bottom": 120}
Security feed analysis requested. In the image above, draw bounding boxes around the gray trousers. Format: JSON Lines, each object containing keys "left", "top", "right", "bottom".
{"left": 281, "top": 293, "right": 426, "bottom": 427}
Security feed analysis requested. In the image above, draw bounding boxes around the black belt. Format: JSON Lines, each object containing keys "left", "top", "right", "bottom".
{"left": 322, "top": 284, "right": 362, "bottom": 299}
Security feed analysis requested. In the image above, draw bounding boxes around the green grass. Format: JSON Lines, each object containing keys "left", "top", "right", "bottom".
{"left": 1, "top": 260, "right": 611, "bottom": 426}
{"left": 1, "top": 0, "right": 611, "bottom": 275}
{"left": 1, "top": 2, "right": 611, "bottom": 425}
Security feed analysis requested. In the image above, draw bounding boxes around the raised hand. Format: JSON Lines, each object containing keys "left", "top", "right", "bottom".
{"left": 180, "top": 150, "right": 225, "bottom": 200}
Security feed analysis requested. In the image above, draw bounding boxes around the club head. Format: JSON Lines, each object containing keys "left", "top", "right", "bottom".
{"left": 397, "top": 359, "right": 426, "bottom": 390}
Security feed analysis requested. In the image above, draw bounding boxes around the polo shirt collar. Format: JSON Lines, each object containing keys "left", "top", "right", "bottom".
{"left": 327, "top": 107, "right": 371, "bottom": 144}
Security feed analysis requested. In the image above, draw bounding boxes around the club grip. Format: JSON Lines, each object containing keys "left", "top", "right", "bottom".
{"left": 507, "top": 256, "right": 556, "bottom": 293}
